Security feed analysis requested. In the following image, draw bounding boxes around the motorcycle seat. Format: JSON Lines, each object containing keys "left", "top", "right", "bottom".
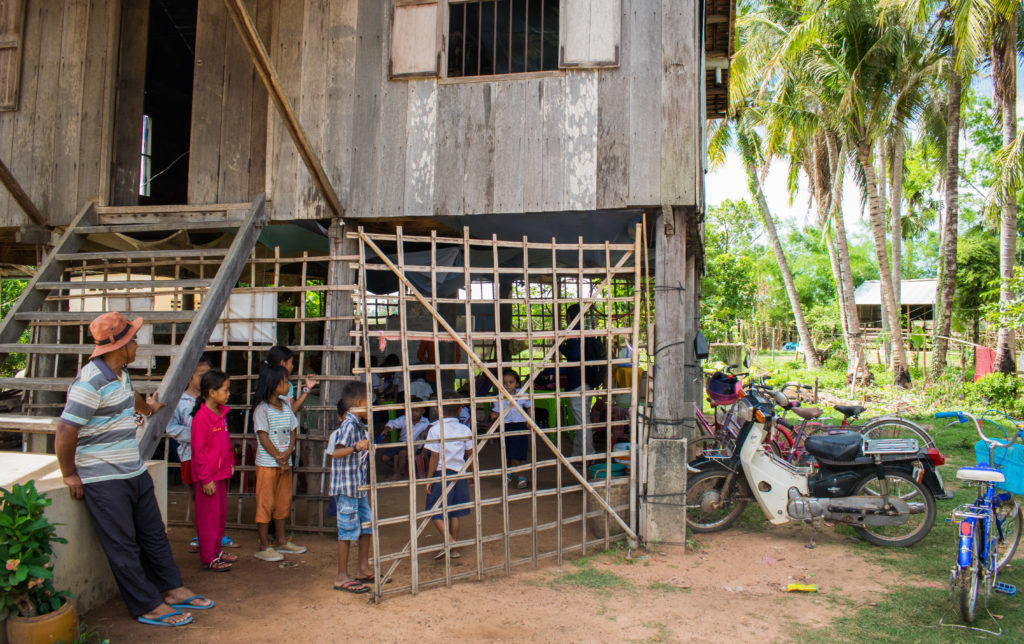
{"left": 834, "top": 405, "right": 866, "bottom": 419}
{"left": 805, "top": 431, "right": 862, "bottom": 462}
{"left": 792, "top": 406, "right": 823, "bottom": 421}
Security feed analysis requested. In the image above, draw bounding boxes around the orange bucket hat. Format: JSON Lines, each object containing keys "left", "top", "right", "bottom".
{"left": 89, "top": 312, "right": 143, "bottom": 359}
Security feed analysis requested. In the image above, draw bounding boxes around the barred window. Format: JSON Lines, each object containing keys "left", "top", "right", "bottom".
{"left": 446, "top": 0, "right": 559, "bottom": 78}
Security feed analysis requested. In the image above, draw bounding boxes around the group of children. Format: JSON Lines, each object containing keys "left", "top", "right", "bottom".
{"left": 167, "top": 349, "right": 529, "bottom": 592}
{"left": 167, "top": 346, "right": 313, "bottom": 572}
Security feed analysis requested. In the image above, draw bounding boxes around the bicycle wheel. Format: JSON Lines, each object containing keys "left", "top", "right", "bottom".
{"left": 957, "top": 560, "right": 979, "bottom": 623}
{"left": 851, "top": 469, "right": 936, "bottom": 547}
{"left": 685, "top": 469, "right": 748, "bottom": 533}
{"left": 860, "top": 418, "right": 936, "bottom": 450}
{"left": 994, "top": 499, "right": 1023, "bottom": 571}
{"left": 688, "top": 436, "right": 729, "bottom": 461}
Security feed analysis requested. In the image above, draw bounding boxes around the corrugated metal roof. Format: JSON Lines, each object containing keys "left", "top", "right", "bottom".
{"left": 854, "top": 279, "right": 937, "bottom": 306}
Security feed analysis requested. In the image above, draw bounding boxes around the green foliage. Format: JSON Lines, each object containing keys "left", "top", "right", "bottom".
{"left": 985, "top": 265, "right": 1024, "bottom": 331}
{"left": 0, "top": 481, "right": 70, "bottom": 620}
{"left": 952, "top": 228, "right": 1001, "bottom": 334}
{"left": 1, "top": 279, "right": 28, "bottom": 377}
{"left": 972, "top": 373, "right": 1024, "bottom": 417}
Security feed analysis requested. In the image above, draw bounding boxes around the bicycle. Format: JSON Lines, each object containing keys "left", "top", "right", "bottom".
{"left": 937, "top": 410, "right": 1023, "bottom": 634}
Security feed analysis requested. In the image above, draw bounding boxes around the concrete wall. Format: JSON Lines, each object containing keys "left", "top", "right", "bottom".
{"left": 0, "top": 453, "right": 167, "bottom": 640}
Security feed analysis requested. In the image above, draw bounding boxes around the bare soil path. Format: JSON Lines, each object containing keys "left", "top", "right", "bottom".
{"left": 85, "top": 523, "right": 896, "bottom": 642}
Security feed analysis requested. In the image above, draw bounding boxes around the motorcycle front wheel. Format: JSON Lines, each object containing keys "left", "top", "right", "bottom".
{"left": 851, "top": 469, "right": 937, "bottom": 547}
{"left": 684, "top": 469, "right": 748, "bottom": 533}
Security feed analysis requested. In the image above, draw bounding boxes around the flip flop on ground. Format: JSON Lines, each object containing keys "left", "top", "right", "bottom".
{"left": 168, "top": 595, "right": 215, "bottom": 611}
{"left": 334, "top": 580, "right": 369, "bottom": 594}
{"left": 355, "top": 574, "right": 391, "bottom": 584}
{"left": 137, "top": 609, "right": 193, "bottom": 627}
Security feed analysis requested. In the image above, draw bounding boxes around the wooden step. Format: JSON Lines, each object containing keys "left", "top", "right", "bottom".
{"left": 94, "top": 202, "right": 252, "bottom": 216}
{"left": 0, "top": 377, "right": 159, "bottom": 393}
{"left": 0, "top": 414, "right": 59, "bottom": 434}
{"left": 56, "top": 249, "right": 229, "bottom": 262}
{"left": 36, "top": 279, "right": 211, "bottom": 291}
{"left": 0, "top": 344, "right": 181, "bottom": 356}
{"left": 15, "top": 311, "right": 197, "bottom": 323}
{"left": 74, "top": 219, "right": 245, "bottom": 235}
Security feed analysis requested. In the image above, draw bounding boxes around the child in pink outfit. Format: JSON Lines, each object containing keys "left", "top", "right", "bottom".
{"left": 190, "top": 369, "right": 236, "bottom": 572}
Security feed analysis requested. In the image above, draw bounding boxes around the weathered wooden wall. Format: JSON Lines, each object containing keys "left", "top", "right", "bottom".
{"left": 0, "top": 0, "right": 120, "bottom": 228}
{"left": 186, "top": 0, "right": 271, "bottom": 205}
{"left": 230, "top": 0, "right": 701, "bottom": 221}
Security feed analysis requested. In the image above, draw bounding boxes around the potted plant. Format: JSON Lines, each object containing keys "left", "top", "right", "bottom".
{"left": 1, "top": 481, "right": 76, "bottom": 643}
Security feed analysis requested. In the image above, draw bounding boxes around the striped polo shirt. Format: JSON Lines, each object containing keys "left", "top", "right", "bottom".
{"left": 60, "top": 358, "right": 145, "bottom": 484}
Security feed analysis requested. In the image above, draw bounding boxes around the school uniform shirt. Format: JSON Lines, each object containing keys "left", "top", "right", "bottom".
{"left": 252, "top": 397, "right": 299, "bottom": 467}
{"left": 491, "top": 398, "right": 531, "bottom": 424}
{"left": 397, "top": 378, "right": 434, "bottom": 401}
{"left": 385, "top": 415, "right": 430, "bottom": 443}
{"left": 59, "top": 358, "right": 145, "bottom": 484}
{"left": 190, "top": 404, "right": 233, "bottom": 485}
{"left": 328, "top": 412, "right": 369, "bottom": 498}
{"left": 165, "top": 392, "right": 196, "bottom": 461}
{"left": 423, "top": 418, "right": 474, "bottom": 473}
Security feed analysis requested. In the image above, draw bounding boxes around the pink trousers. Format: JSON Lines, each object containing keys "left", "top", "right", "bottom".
{"left": 194, "top": 479, "right": 227, "bottom": 564}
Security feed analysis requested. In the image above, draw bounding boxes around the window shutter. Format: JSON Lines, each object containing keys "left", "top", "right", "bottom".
{"left": 0, "top": 0, "right": 26, "bottom": 110}
{"left": 559, "top": 0, "right": 621, "bottom": 68}
{"left": 390, "top": 1, "right": 442, "bottom": 79}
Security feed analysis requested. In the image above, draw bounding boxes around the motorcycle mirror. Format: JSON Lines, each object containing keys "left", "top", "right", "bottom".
{"left": 772, "top": 390, "right": 791, "bottom": 410}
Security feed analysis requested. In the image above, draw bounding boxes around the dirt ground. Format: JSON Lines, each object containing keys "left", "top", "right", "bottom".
{"left": 85, "top": 521, "right": 898, "bottom": 643}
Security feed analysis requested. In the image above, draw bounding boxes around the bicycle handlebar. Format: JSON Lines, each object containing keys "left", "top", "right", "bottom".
{"left": 936, "top": 411, "right": 1017, "bottom": 449}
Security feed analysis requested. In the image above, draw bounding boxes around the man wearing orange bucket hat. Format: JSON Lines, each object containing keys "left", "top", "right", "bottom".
{"left": 55, "top": 312, "right": 215, "bottom": 628}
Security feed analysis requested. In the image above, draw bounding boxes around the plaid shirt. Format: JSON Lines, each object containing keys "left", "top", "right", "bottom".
{"left": 328, "top": 412, "right": 369, "bottom": 498}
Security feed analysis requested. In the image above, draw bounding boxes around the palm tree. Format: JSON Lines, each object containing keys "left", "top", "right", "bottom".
{"left": 953, "top": 0, "right": 1021, "bottom": 373}
{"left": 708, "top": 109, "right": 823, "bottom": 368}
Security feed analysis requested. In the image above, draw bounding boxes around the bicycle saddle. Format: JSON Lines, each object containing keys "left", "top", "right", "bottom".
{"left": 834, "top": 405, "right": 866, "bottom": 419}
{"left": 804, "top": 431, "right": 862, "bottom": 462}
{"left": 792, "top": 406, "right": 823, "bottom": 421}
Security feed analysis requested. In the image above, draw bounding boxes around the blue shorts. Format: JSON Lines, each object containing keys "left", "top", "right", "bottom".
{"left": 425, "top": 470, "right": 471, "bottom": 520}
{"left": 504, "top": 422, "right": 529, "bottom": 462}
{"left": 335, "top": 494, "right": 372, "bottom": 542}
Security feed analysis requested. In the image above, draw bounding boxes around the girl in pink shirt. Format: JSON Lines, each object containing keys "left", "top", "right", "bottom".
{"left": 190, "top": 369, "right": 236, "bottom": 571}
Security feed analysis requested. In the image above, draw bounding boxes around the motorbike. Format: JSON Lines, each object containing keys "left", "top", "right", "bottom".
{"left": 685, "top": 390, "right": 944, "bottom": 547}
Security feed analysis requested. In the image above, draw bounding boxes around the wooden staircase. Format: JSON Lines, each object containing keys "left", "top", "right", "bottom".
{"left": 0, "top": 195, "right": 267, "bottom": 458}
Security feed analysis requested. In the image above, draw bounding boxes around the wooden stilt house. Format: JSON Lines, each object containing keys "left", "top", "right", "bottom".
{"left": 0, "top": 0, "right": 733, "bottom": 595}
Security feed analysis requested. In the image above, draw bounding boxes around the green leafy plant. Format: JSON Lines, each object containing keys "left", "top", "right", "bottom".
{"left": 0, "top": 481, "right": 70, "bottom": 619}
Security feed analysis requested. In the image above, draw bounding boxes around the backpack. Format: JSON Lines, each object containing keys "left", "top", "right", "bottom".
{"left": 584, "top": 336, "right": 607, "bottom": 389}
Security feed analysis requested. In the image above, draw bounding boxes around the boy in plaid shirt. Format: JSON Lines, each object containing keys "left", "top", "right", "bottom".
{"left": 327, "top": 382, "right": 373, "bottom": 593}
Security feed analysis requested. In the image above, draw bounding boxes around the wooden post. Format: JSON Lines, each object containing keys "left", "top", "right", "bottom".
{"left": 646, "top": 206, "right": 690, "bottom": 544}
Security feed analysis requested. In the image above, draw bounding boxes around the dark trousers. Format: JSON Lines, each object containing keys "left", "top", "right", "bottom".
{"left": 82, "top": 472, "right": 183, "bottom": 617}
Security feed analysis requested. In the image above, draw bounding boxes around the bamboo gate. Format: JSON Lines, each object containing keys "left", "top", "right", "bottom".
{"left": 89, "top": 224, "right": 652, "bottom": 598}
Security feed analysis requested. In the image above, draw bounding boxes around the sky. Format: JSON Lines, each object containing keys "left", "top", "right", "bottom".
{"left": 705, "top": 71, "right": 1024, "bottom": 240}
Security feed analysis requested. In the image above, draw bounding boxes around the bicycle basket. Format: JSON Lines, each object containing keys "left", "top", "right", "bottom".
{"left": 706, "top": 371, "right": 742, "bottom": 406}
{"left": 975, "top": 440, "right": 1024, "bottom": 495}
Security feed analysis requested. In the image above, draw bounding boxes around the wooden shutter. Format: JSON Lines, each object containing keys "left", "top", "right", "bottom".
{"left": 0, "top": 0, "right": 26, "bottom": 110}
{"left": 390, "top": 1, "right": 442, "bottom": 79}
{"left": 559, "top": 0, "right": 621, "bottom": 68}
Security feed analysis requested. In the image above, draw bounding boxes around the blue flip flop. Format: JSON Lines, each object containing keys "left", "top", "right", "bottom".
{"left": 168, "top": 595, "right": 215, "bottom": 610}
{"left": 137, "top": 608, "right": 193, "bottom": 627}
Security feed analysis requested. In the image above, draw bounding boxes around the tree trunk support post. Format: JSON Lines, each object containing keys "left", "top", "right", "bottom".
{"left": 645, "top": 205, "right": 697, "bottom": 545}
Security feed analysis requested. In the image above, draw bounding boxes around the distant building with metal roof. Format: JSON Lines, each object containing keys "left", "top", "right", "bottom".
{"left": 854, "top": 279, "right": 937, "bottom": 328}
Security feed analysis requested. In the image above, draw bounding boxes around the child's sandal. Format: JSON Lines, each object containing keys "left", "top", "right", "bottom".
{"left": 205, "top": 555, "right": 233, "bottom": 572}
{"left": 217, "top": 551, "right": 238, "bottom": 564}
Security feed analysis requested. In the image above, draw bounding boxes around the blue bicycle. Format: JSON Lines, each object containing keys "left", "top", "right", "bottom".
{"left": 937, "top": 411, "right": 1023, "bottom": 627}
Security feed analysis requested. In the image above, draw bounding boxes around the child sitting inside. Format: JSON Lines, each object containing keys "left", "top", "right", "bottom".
{"left": 380, "top": 396, "right": 430, "bottom": 481}
{"left": 489, "top": 369, "right": 533, "bottom": 490}
{"left": 327, "top": 382, "right": 374, "bottom": 593}
{"left": 423, "top": 395, "right": 475, "bottom": 561}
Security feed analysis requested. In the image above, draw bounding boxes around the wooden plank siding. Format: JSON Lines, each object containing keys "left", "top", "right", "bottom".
{"left": 0, "top": 0, "right": 701, "bottom": 227}
{"left": 0, "top": 0, "right": 118, "bottom": 228}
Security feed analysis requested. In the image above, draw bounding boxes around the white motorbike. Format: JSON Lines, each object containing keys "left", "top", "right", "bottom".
{"left": 685, "top": 391, "right": 941, "bottom": 547}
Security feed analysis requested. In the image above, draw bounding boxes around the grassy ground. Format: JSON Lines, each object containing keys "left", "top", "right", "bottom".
{"left": 798, "top": 415, "right": 1024, "bottom": 641}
